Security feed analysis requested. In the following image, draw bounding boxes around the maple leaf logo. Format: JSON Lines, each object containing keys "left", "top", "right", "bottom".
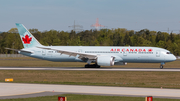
{"left": 22, "top": 34, "right": 32, "bottom": 44}
{"left": 148, "top": 49, "right": 153, "bottom": 52}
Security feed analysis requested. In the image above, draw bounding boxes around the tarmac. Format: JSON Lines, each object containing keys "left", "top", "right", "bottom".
{"left": 0, "top": 83, "right": 180, "bottom": 99}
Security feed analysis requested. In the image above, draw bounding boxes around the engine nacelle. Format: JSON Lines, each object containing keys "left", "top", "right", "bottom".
{"left": 96, "top": 56, "right": 115, "bottom": 66}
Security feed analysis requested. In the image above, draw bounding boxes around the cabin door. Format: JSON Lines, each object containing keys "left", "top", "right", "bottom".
{"left": 156, "top": 51, "right": 160, "bottom": 57}
{"left": 42, "top": 50, "right": 46, "bottom": 57}
{"left": 123, "top": 51, "right": 127, "bottom": 56}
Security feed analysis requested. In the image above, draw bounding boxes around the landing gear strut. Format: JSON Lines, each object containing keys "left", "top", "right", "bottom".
{"left": 85, "top": 64, "right": 100, "bottom": 68}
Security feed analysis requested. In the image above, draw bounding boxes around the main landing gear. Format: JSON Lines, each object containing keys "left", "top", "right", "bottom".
{"left": 160, "top": 62, "right": 165, "bottom": 69}
{"left": 85, "top": 64, "right": 101, "bottom": 68}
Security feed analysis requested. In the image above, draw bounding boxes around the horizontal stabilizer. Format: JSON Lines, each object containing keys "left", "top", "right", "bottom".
{"left": 5, "top": 48, "right": 33, "bottom": 53}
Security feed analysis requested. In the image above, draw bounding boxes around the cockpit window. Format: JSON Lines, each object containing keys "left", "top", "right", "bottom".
{"left": 166, "top": 52, "right": 172, "bottom": 54}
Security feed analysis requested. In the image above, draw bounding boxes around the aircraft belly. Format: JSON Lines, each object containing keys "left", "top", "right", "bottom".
{"left": 122, "top": 55, "right": 163, "bottom": 63}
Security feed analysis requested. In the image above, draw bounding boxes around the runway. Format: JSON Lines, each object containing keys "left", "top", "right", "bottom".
{"left": 0, "top": 83, "right": 180, "bottom": 99}
{"left": 0, "top": 67, "right": 180, "bottom": 72}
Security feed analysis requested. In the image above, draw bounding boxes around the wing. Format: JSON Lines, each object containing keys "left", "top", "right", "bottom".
{"left": 37, "top": 46, "right": 97, "bottom": 60}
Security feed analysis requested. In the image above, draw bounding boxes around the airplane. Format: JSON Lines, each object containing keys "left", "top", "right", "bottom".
{"left": 91, "top": 18, "right": 105, "bottom": 31}
{"left": 6, "top": 23, "right": 176, "bottom": 69}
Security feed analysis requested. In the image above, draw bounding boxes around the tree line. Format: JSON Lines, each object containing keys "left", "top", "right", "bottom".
{"left": 0, "top": 28, "right": 180, "bottom": 56}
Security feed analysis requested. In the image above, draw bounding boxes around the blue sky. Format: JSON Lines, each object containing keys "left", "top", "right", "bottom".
{"left": 1, "top": 0, "right": 180, "bottom": 33}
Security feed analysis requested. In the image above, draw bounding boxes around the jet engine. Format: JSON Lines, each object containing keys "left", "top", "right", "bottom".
{"left": 96, "top": 56, "right": 115, "bottom": 66}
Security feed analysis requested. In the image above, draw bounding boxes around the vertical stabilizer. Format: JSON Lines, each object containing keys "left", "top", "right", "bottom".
{"left": 16, "top": 23, "right": 42, "bottom": 48}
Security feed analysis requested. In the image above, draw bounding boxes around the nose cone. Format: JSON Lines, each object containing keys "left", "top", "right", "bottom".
{"left": 172, "top": 55, "right": 177, "bottom": 61}
{"left": 165, "top": 55, "right": 176, "bottom": 62}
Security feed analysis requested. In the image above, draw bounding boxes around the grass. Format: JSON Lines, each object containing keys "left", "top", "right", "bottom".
{"left": 0, "top": 57, "right": 179, "bottom": 68}
{"left": 1, "top": 70, "right": 180, "bottom": 88}
{"left": 0, "top": 94, "right": 180, "bottom": 101}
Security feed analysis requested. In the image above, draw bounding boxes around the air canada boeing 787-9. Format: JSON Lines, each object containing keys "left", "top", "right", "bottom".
{"left": 6, "top": 23, "right": 176, "bottom": 69}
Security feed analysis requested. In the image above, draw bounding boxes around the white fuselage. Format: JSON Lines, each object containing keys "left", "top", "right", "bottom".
{"left": 19, "top": 46, "right": 176, "bottom": 64}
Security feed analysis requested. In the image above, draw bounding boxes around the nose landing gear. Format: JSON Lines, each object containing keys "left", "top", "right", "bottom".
{"left": 160, "top": 62, "right": 165, "bottom": 69}
{"left": 160, "top": 65, "right": 163, "bottom": 69}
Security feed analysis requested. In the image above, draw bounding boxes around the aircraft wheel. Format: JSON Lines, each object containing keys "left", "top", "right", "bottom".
{"left": 84, "top": 64, "right": 100, "bottom": 68}
{"left": 96, "top": 65, "right": 100, "bottom": 68}
{"left": 160, "top": 65, "right": 163, "bottom": 69}
{"left": 85, "top": 64, "right": 89, "bottom": 68}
